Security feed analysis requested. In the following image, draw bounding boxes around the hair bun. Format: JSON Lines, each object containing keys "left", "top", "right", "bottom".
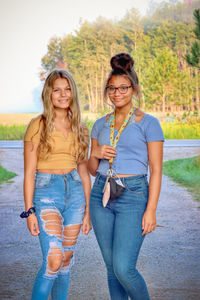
{"left": 110, "top": 53, "right": 134, "bottom": 72}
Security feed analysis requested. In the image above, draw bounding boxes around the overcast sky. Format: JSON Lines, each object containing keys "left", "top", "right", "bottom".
{"left": 0, "top": 0, "right": 163, "bottom": 113}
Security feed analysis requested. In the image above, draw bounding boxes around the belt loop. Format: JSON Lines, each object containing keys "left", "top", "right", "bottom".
{"left": 69, "top": 168, "right": 75, "bottom": 179}
{"left": 95, "top": 172, "right": 101, "bottom": 185}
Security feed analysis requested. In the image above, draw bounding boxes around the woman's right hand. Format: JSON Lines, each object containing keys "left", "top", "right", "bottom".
{"left": 92, "top": 145, "right": 116, "bottom": 160}
{"left": 27, "top": 214, "right": 40, "bottom": 236}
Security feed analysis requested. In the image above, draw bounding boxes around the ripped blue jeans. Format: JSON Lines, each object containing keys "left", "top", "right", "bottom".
{"left": 31, "top": 169, "right": 85, "bottom": 300}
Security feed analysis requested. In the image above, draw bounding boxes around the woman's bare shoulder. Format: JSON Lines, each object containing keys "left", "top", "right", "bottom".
{"left": 135, "top": 108, "right": 145, "bottom": 122}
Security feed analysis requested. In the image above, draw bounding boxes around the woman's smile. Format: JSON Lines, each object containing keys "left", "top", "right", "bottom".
{"left": 51, "top": 78, "right": 72, "bottom": 109}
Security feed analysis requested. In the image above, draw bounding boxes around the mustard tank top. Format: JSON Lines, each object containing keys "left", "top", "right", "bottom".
{"left": 24, "top": 116, "right": 83, "bottom": 169}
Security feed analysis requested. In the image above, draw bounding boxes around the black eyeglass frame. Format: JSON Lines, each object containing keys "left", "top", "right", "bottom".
{"left": 106, "top": 85, "right": 133, "bottom": 94}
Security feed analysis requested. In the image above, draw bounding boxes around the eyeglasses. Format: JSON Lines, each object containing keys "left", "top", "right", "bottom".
{"left": 106, "top": 85, "right": 132, "bottom": 94}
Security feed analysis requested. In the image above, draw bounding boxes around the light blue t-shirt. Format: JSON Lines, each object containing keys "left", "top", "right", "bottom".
{"left": 91, "top": 113, "right": 164, "bottom": 175}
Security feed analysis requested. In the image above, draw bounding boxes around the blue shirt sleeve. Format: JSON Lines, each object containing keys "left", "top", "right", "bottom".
{"left": 91, "top": 120, "right": 99, "bottom": 139}
{"left": 91, "top": 116, "right": 107, "bottom": 140}
{"left": 145, "top": 116, "right": 164, "bottom": 142}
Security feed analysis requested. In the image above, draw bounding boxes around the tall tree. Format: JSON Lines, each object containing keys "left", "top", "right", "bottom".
{"left": 143, "top": 48, "right": 184, "bottom": 114}
{"left": 185, "top": 9, "right": 200, "bottom": 69}
{"left": 41, "top": 37, "right": 63, "bottom": 72}
{"left": 185, "top": 9, "right": 200, "bottom": 111}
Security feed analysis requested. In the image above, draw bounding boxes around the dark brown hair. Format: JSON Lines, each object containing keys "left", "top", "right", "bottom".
{"left": 104, "top": 53, "right": 140, "bottom": 101}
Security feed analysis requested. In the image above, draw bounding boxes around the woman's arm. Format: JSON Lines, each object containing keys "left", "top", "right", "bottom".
{"left": 24, "top": 141, "right": 40, "bottom": 236}
{"left": 77, "top": 161, "right": 92, "bottom": 235}
{"left": 88, "top": 138, "right": 116, "bottom": 176}
{"left": 142, "top": 141, "right": 163, "bottom": 236}
{"left": 88, "top": 139, "right": 100, "bottom": 176}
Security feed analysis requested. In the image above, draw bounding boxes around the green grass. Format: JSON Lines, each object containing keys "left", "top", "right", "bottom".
{"left": 0, "top": 121, "right": 94, "bottom": 140}
{"left": 84, "top": 119, "right": 200, "bottom": 139}
{"left": 0, "top": 165, "right": 17, "bottom": 184}
{"left": 0, "top": 124, "right": 26, "bottom": 140}
{"left": 163, "top": 156, "right": 200, "bottom": 201}
{"left": 83, "top": 118, "right": 94, "bottom": 133}
{"left": 161, "top": 122, "right": 200, "bottom": 139}
{"left": 0, "top": 121, "right": 200, "bottom": 140}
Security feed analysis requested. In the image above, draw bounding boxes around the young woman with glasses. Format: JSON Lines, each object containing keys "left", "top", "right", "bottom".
{"left": 88, "top": 53, "right": 164, "bottom": 300}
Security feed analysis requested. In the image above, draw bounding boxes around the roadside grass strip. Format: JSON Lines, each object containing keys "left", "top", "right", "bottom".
{"left": 0, "top": 124, "right": 26, "bottom": 140}
{"left": 163, "top": 156, "right": 200, "bottom": 201}
{"left": 162, "top": 123, "right": 200, "bottom": 139}
{"left": 0, "top": 121, "right": 200, "bottom": 140}
{"left": 0, "top": 165, "right": 17, "bottom": 184}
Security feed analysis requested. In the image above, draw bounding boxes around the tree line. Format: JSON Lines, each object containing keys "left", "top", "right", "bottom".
{"left": 40, "top": 0, "right": 200, "bottom": 113}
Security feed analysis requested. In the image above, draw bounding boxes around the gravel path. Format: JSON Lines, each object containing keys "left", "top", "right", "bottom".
{"left": 0, "top": 147, "right": 200, "bottom": 300}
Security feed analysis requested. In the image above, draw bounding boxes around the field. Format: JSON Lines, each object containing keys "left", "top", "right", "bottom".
{"left": 0, "top": 113, "right": 41, "bottom": 125}
{"left": 0, "top": 112, "right": 99, "bottom": 125}
{"left": 0, "top": 113, "right": 200, "bottom": 140}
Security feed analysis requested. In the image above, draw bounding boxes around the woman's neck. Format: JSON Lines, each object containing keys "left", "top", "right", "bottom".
{"left": 54, "top": 108, "right": 69, "bottom": 122}
{"left": 115, "top": 102, "right": 133, "bottom": 118}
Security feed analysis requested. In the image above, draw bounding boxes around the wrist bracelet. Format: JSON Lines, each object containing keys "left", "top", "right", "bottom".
{"left": 20, "top": 207, "right": 36, "bottom": 218}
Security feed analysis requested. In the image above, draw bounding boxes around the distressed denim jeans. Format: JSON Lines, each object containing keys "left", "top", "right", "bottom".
{"left": 90, "top": 173, "right": 150, "bottom": 300}
{"left": 31, "top": 169, "right": 85, "bottom": 300}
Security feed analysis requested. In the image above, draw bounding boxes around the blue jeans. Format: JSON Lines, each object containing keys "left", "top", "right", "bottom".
{"left": 90, "top": 173, "right": 150, "bottom": 300}
{"left": 31, "top": 169, "right": 85, "bottom": 300}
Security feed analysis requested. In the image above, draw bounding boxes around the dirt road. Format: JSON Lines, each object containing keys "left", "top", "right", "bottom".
{"left": 0, "top": 147, "right": 200, "bottom": 300}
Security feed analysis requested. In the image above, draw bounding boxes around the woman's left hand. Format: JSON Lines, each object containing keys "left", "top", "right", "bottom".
{"left": 142, "top": 209, "right": 157, "bottom": 236}
{"left": 82, "top": 212, "right": 92, "bottom": 235}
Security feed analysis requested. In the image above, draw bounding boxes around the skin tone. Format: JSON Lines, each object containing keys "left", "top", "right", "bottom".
{"left": 24, "top": 77, "right": 92, "bottom": 237}
{"left": 88, "top": 75, "right": 163, "bottom": 235}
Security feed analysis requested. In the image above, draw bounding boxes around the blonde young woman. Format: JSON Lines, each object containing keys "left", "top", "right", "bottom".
{"left": 22, "top": 69, "right": 91, "bottom": 300}
{"left": 88, "top": 53, "right": 164, "bottom": 300}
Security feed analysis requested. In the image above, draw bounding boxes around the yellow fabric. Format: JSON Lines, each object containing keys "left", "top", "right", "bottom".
{"left": 24, "top": 116, "right": 78, "bottom": 169}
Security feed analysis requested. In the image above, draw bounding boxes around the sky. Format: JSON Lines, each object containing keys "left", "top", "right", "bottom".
{"left": 0, "top": 0, "right": 163, "bottom": 113}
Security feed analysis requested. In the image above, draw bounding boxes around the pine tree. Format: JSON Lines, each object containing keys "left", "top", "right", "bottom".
{"left": 185, "top": 9, "right": 200, "bottom": 69}
{"left": 185, "top": 9, "right": 200, "bottom": 111}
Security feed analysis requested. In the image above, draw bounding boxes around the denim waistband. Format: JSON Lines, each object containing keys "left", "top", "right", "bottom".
{"left": 96, "top": 172, "right": 147, "bottom": 184}
{"left": 35, "top": 169, "right": 77, "bottom": 179}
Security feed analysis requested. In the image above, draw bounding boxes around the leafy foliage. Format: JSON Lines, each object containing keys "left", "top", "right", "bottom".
{"left": 185, "top": 9, "right": 200, "bottom": 69}
{"left": 40, "top": 0, "right": 200, "bottom": 113}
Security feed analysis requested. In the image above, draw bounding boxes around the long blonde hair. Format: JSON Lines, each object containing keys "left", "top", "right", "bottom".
{"left": 37, "top": 69, "right": 88, "bottom": 163}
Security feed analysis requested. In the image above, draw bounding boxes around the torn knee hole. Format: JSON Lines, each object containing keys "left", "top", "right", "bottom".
{"left": 63, "top": 251, "right": 73, "bottom": 267}
{"left": 46, "top": 242, "right": 63, "bottom": 275}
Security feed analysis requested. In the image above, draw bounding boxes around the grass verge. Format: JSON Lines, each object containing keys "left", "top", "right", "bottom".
{"left": 0, "top": 165, "right": 17, "bottom": 184}
{"left": 0, "top": 121, "right": 200, "bottom": 140}
{"left": 0, "top": 124, "right": 26, "bottom": 140}
{"left": 162, "top": 122, "right": 200, "bottom": 139}
{"left": 163, "top": 156, "right": 200, "bottom": 201}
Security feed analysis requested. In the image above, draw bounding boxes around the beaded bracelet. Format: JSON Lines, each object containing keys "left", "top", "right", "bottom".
{"left": 20, "top": 207, "right": 36, "bottom": 218}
